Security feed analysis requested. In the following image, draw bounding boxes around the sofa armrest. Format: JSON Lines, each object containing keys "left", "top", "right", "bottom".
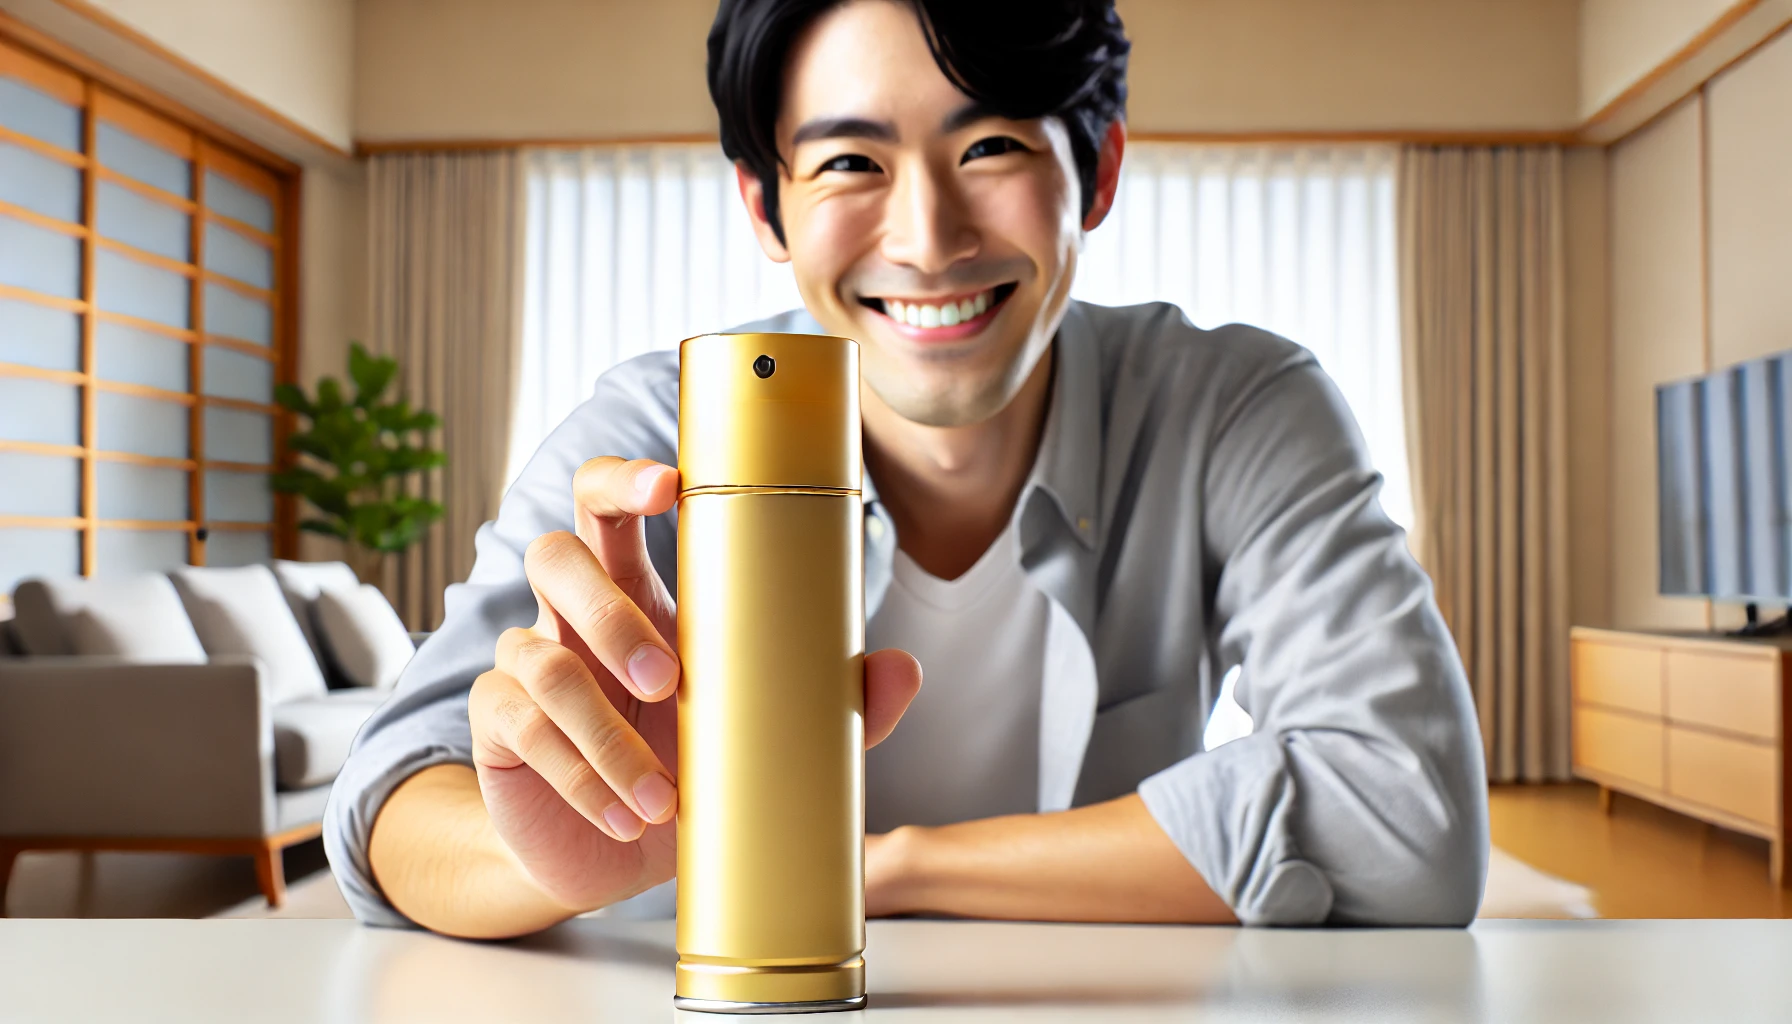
{"left": 0, "top": 656, "right": 276, "bottom": 839}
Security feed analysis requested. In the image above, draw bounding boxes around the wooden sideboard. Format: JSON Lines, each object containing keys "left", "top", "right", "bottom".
{"left": 1570, "top": 626, "right": 1792, "bottom": 884}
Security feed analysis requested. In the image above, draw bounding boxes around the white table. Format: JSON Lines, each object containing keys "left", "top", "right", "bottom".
{"left": 3, "top": 917, "right": 1790, "bottom": 1022}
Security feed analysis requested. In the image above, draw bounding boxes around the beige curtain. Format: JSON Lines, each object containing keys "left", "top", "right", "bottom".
{"left": 367, "top": 152, "right": 525, "bottom": 630}
{"left": 1399, "top": 147, "right": 1571, "bottom": 783}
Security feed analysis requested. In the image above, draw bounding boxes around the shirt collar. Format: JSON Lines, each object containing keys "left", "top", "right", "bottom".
{"left": 1027, "top": 303, "right": 1101, "bottom": 549}
{"left": 860, "top": 303, "right": 1101, "bottom": 551}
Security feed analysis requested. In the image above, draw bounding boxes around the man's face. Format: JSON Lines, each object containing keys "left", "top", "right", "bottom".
{"left": 739, "top": 0, "right": 1118, "bottom": 428}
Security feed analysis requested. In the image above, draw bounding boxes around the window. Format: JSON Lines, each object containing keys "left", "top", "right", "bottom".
{"left": 0, "top": 36, "right": 292, "bottom": 593}
{"left": 511, "top": 142, "right": 1406, "bottom": 528}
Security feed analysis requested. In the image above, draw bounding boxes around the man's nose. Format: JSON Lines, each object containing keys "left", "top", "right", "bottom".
{"left": 879, "top": 162, "right": 979, "bottom": 276}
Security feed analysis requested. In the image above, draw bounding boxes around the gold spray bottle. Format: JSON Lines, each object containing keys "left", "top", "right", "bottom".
{"left": 674, "top": 332, "right": 866, "bottom": 1013}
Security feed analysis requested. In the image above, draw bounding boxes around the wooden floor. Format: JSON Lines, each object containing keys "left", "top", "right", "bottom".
{"left": 1491, "top": 782, "right": 1792, "bottom": 918}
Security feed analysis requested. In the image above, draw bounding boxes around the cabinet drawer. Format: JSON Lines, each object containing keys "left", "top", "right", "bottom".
{"left": 1666, "top": 726, "right": 1778, "bottom": 827}
{"left": 1665, "top": 649, "right": 1779, "bottom": 740}
{"left": 1574, "top": 707, "right": 1664, "bottom": 789}
{"left": 1573, "top": 640, "right": 1663, "bottom": 715}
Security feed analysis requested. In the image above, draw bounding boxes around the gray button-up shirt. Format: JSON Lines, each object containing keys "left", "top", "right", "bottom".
{"left": 324, "top": 300, "right": 1488, "bottom": 928}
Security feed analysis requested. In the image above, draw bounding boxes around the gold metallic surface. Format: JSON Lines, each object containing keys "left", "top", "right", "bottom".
{"left": 675, "top": 332, "right": 866, "bottom": 1009}
{"left": 678, "top": 333, "right": 861, "bottom": 491}
{"left": 673, "top": 954, "right": 866, "bottom": 1007}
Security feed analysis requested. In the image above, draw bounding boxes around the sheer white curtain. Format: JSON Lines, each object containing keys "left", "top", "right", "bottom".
{"left": 511, "top": 142, "right": 1407, "bottom": 527}
{"left": 509, "top": 146, "right": 800, "bottom": 483}
{"left": 1074, "top": 143, "right": 1408, "bottom": 526}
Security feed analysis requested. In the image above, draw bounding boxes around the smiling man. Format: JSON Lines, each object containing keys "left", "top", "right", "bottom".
{"left": 325, "top": 0, "right": 1488, "bottom": 938}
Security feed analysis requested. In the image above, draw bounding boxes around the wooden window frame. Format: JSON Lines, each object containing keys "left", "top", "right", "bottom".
{"left": 0, "top": 27, "right": 299, "bottom": 574}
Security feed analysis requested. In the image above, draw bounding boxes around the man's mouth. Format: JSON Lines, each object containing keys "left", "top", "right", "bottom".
{"left": 857, "top": 283, "right": 1018, "bottom": 332}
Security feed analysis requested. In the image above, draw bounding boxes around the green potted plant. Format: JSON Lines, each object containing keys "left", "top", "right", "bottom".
{"left": 272, "top": 343, "right": 447, "bottom": 584}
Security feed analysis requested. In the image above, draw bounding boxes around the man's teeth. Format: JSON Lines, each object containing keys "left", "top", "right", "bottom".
{"left": 884, "top": 291, "right": 993, "bottom": 328}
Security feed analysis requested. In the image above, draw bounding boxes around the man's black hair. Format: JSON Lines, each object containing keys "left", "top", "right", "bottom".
{"left": 708, "top": 0, "right": 1130, "bottom": 243}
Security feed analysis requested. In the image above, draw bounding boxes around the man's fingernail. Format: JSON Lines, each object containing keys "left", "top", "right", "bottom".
{"left": 635, "top": 465, "right": 668, "bottom": 499}
{"left": 602, "top": 802, "right": 645, "bottom": 841}
{"left": 634, "top": 772, "right": 677, "bottom": 822}
{"left": 628, "top": 644, "right": 678, "bottom": 696}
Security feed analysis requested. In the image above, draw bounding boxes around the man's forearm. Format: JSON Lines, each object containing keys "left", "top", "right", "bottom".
{"left": 868, "top": 793, "right": 1238, "bottom": 923}
{"left": 369, "top": 764, "right": 583, "bottom": 939}
{"left": 374, "top": 772, "right": 1233, "bottom": 933}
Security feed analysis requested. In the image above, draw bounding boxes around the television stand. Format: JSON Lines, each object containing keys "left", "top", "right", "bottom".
{"left": 1570, "top": 626, "right": 1792, "bottom": 886}
{"left": 1736, "top": 604, "right": 1792, "bottom": 638}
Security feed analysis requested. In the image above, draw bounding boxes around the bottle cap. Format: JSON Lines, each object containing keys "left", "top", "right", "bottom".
{"left": 678, "top": 333, "right": 861, "bottom": 492}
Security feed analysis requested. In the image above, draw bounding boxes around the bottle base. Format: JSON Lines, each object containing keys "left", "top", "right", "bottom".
{"left": 674, "top": 956, "right": 864, "bottom": 1011}
{"left": 672, "top": 994, "right": 867, "bottom": 1015}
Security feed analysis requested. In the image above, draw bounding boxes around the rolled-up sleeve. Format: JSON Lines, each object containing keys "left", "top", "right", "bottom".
{"left": 323, "top": 354, "right": 681, "bottom": 926}
{"left": 1138, "top": 355, "right": 1488, "bottom": 926}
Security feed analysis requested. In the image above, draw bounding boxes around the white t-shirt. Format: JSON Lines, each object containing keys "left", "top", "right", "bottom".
{"left": 864, "top": 517, "right": 1047, "bottom": 833}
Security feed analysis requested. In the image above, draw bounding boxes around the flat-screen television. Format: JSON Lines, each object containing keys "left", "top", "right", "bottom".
{"left": 1657, "top": 351, "right": 1792, "bottom": 604}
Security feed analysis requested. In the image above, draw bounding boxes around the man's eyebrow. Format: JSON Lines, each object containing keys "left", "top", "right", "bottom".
{"left": 941, "top": 101, "right": 1003, "bottom": 135}
{"left": 789, "top": 116, "right": 898, "bottom": 146}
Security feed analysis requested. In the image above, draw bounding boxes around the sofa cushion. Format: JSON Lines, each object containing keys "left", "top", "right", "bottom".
{"left": 270, "top": 560, "right": 359, "bottom": 684}
{"left": 169, "top": 565, "right": 327, "bottom": 704}
{"left": 271, "top": 691, "right": 383, "bottom": 790}
{"left": 315, "top": 584, "right": 414, "bottom": 689}
{"left": 12, "top": 576, "right": 206, "bottom": 662}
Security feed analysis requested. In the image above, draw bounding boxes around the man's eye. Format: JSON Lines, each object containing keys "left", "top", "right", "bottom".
{"left": 819, "top": 154, "right": 882, "bottom": 173}
{"left": 961, "top": 137, "right": 1028, "bottom": 163}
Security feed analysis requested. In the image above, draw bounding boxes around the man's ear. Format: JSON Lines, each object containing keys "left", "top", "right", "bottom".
{"left": 1081, "top": 119, "right": 1127, "bottom": 233}
{"left": 735, "top": 163, "right": 792, "bottom": 263}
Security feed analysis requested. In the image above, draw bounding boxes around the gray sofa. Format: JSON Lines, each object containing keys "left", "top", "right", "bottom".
{"left": 0, "top": 561, "right": 411, "bottom": 910}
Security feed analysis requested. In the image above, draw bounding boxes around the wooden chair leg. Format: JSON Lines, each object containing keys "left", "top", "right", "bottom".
{"left": 0, "top": 843, "right": 19, "bottom": 918}
{"left": 253, "top": 842, "right": 286, "bottom": 908}
{"left": 1598, "top": 786, "right": 1614, "bottom": 814}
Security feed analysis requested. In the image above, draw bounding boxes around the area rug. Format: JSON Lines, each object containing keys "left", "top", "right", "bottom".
{"left": 1478, "top": 847, "right": 1597, "bottom": 919}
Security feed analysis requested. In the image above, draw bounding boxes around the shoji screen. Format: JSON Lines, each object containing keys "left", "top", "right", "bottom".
{"left": 0, "top": 38, "right": 289, "bottom": 593}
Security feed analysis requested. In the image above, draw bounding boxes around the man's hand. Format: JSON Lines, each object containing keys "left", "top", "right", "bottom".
{"left": 463, "top": 457, "right": 922, "bottom": 916}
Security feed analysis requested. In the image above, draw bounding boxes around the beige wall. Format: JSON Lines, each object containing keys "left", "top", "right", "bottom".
{"left": 82, "top": 0, "right": 354, "bottom": 150}
{"left": 1120, "top": 0, "right": 1578, "bottom": 133}
{"left": 355, "top": 0, "right": 717, "bottom": 142}
{"left": 1606, "top": 98, "right": 1709, "bottom": 631}
{"left": 354, "top": 0, "right": 1581, "bottom": 144}
{"left": 1706, "top": 28, "right": 1792, "bottom": 368}
{"left": 1580, "top": 0, "right": 1739, "bottom": 117}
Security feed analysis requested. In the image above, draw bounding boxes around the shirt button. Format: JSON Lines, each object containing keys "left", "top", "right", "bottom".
{"left": 866, "top": 517, "right": 886, "bottom": 540}
{"left": 1077, "top": 516, "right": 1092, "bottom": 532}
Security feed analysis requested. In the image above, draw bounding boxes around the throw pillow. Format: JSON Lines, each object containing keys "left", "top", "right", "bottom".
{"left": 314, "top": 584, "right": 415, "bottom": 689}
{"left": 11, "top": 576, "right": 206, "bottom": 662}
{"left": 169, "top": 565, "right": 328, "bottom": 704}
{"left": 270, "top": 559, "right": 359, "bottom": 683}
